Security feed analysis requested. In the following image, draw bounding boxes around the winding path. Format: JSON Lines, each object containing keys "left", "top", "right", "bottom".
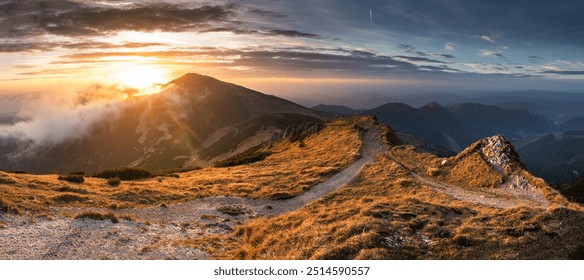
{"left": 0, "top": 125, "right": 386, "bottom": 259}
{"left": 385, "top": 155, "right": 549, "bottom": 209}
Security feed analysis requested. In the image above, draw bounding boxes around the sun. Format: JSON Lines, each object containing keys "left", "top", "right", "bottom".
{"left": 112, "top": 64, "right": 169, "bottom": 91}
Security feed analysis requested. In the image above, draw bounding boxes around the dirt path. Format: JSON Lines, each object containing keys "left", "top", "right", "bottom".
{"left": 0, "top": 125, "right": 386, "bottom": 260}
{"left": 386, "top": 155, "right": 548, "bottom": 209}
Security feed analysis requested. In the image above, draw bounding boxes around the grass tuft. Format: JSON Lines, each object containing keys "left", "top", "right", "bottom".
{"left": 107, "top": 177, "right": 121, "bottom": 186}
{"left": 214, "top": 151, "right": 272, "bottom": 168}
{"left": 94, "top": 167, "right": 153, "bottom": 181}
{"left": 58, "top": 174, "right": 85, "bottom": 184}
{"left": 74, "top": 211, "right": 120, "bottom": 223}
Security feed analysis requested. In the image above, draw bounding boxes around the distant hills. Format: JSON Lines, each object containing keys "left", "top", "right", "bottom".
{"left": 516, "top": 131, "right": 584, "bottom": 185}
{"left": 356, "top": 101, "right": 553, "bottom": 152}
{"left": 316, "top": 101, "right": 583, "bottom": 184}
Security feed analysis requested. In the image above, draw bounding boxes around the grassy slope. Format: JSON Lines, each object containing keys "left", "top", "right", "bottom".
{"left": 199, "top": 154, "right": 584, "bottom": 259}
{"left": 0, "top": 118, "right": 361, "bottom": 214}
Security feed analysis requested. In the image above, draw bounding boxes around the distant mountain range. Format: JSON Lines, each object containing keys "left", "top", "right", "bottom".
{"left": 1, "top": 74, "right": 583, "bottom": 187}
{"left": 314, "top": 101, "right": 555, "bottom": 152}
{"left": 516, "top": 131, "right": 584, "bottom": 185}
{"left": 313, "top": 101, "right": 584, "bottom": 185}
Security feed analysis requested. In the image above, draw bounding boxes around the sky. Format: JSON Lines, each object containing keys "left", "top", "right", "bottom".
{"left": 1, "top": 0, "right": 584, "bottom": 105}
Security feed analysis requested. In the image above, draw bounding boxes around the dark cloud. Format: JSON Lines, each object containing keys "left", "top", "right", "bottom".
{"left": 21, "top": 47, "right": 467, "bottom": 77}
{"left": 438, "top": 54, "right": 455, "bottom": 59}
{"left": 37, "top": 3, "right": 235, "bottom": 36}
{"left": 1, "top": 1, "right": 235, "bottom": 37}
{"left": 480, "top": 50, "right": 505, "bottom": 58}
{"left": 398, "top": 44, "right": 415, "bottom": 52}
{"left": 267, "top": 29, "right": 321, "bottom": 38}
{"left": 0, "top": 40, "right": 167, "bottom": 53}
{"left": 394, "top": 55, "right": 446, "bottom": 64}
{"left": 0, "top": 0, "right": 321, "bottom": 44}
{"left": 245, "top": 8, "right": 286, "bottom": 18}
{"left": 542, "top": 70, "right": 584, "bottom": 75}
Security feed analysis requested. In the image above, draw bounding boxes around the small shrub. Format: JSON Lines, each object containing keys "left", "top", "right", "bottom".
{"left": 427, "top": 168, "right": 441, "bottom": 176}
{"left": 107, "top": 177, "right": 121, "bottom": 186}
{"left": 69, "top": 171, "right": 85, "bottom": 176}
{"left": 94, "top": 167, "right": 153, "bottom": 181}
{"left": 58, "top": 174, "right": 85, "bottom": 184}
{"left": 217, "top": 205, "right": 246, "bottom": 216}
{"left": 74, "top": 212, "right": 119, "bottom": 223}
{"left": 269, "top": 192, "right": 294, "bottom": 200}
{"left": 214, "top": 151, "right": 272, "bottom": 168}
{"left": 0, "top": 198, "right": 21, "bottom": 215}
{"left": 55, "top": 186, "right": 89, "bottom": 194}
{"left": 0, "top": 178, "right": 16, "bottom": 184}
{"left": 154, "top": 166, "right": 201, "bottom": 176}
{"left": 52, "top": 194, "right": 88, "bottom": 203}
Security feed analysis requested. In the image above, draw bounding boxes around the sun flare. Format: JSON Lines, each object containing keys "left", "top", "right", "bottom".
{"left": 112, "top": 64, "right": 169, "bottom": 93}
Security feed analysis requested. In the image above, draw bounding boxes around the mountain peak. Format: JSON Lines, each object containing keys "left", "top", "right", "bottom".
{"left": 479, "top": 135, "right": 518, "bottom": 172}
{"left": 424, "top": 101, "right": 442, "bottom": 108}
{"left": 168, "top": 73, "right": 220, "bottom": 87}
{"left": 453, "top": 134, "right": 524, "bottom": 174}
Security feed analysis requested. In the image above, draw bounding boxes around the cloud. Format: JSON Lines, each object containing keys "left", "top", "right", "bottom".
{"left": 246, "top": 8, "right": 286, "bottom": 18}
{"left": 0, "top": 0, "right": 321, "bottom": 48}
{"left": 472, "top": 35, "right": 495, "bottom": 44}
{"left": 398, "top": 44, "right": 415, "bottom": 52}
{"left": 479, "top": 50, "right": 504, "bottom": 58}
{"left": 444, "top": 43, "right": 456, "bottom": 52}
{"left": 437, "top": 53, "right": 455, "bottom": 59}
{"left": 0, "top": 40, "right": 168, "bottom": 53}
{"left": 266, "top": 29, "right": 321, "bottom": 38}
{"left": 394, "top": 55, "right": 446, "bottom": 64}
{"left": 0, "top": 85, "right": 129, "bottom": 149}
{"left": 479, "top": 35, "right": 495, "bottom": 43}
{"left": 542, "top": 70, "right": 584, "bottom": 75}
{"left": 37, "top": 46, "right": 464, "bottom": 77}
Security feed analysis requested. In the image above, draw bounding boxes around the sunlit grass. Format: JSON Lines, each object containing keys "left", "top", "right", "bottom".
{"left": 0, "top": 118, "right": 362, "bottom": 214}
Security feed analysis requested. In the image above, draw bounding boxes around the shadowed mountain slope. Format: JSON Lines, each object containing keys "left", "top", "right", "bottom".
{"left": 0, "top": 74, "right": 325, "bottom": 174}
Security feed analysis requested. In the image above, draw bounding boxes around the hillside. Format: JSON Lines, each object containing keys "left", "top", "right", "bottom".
{"left": 557, "top": 177, "right": 584, "bottom": 205}
{"left": 199, "top": 133, "right": 583, "bottom": 260}
{"left": 449, "top": 103, "right": 554, "bottom": 139}
{"left": 0, "top": 73, "right": 325, "bottom": 174}
{"left": 559, "top": 117, "right": 584, "bottom": 131}
{"left": 363, "top": 101, "right": 554, "bottom": 153}
{"left": 311, "top": 104, "right": 364, "bottom": 116}
{"left": 3, "top": 116, "right": 584, "bottom": 259}
{"left": 517, "top": 131, "right": 584, "bottom": 185}
{"left": 363, "top": 102, "right": 478, "bottom": 152}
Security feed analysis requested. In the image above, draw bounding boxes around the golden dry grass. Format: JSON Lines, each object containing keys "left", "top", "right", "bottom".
{"left": 187, "top": 153, "right": 584, "bottom": 260}
{"left": 0, "top": 118, "right": 362, "bottom": 214}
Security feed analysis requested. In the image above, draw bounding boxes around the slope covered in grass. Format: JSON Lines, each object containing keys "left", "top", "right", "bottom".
{"left": 0, "top": 117, "right": 363, "bottom": 214}
{"left": 207, "top": 153, "right": 584, "bottom": 259}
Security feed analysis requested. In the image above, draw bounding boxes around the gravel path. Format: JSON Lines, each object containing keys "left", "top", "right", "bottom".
{"left": 0, "top": 125, "right": 386, "bottom": 260}
{"left": 386, "top": 155, "right": 548, "bottom": 209}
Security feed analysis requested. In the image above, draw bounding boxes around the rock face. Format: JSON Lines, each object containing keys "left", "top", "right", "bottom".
{"left": 479, "top": 135, "right": 522, "bottom": 173}
{"left": 477, "top": 135, "right": 539, "bottom": 190}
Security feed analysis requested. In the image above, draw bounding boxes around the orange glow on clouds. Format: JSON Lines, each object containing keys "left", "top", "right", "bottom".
{"left": 110, "top": 63, "right": 171, "bottom": 95}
